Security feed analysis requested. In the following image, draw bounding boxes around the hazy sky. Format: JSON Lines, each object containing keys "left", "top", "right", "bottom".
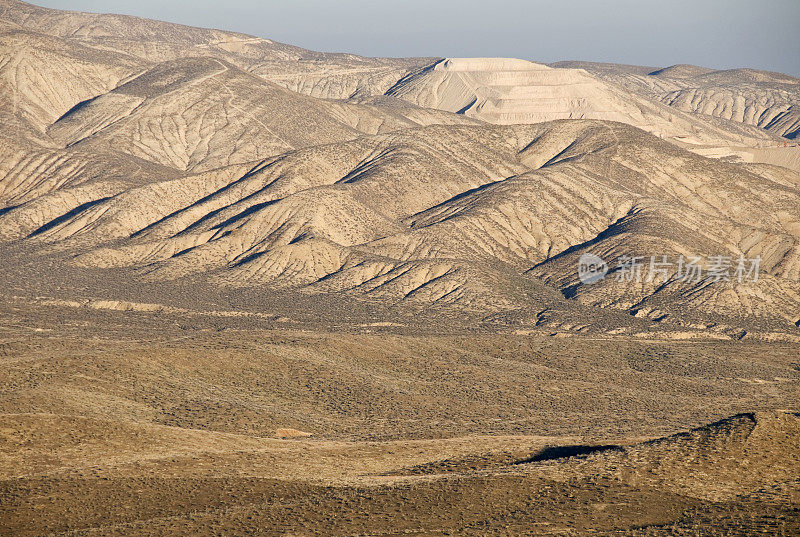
{"left": 34, "top": 0, "right": 800, "bottom": 75}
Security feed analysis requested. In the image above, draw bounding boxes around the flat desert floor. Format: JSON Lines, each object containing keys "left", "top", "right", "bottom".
{"left": 1, "top": 305, "right": 798, "bottom": 536}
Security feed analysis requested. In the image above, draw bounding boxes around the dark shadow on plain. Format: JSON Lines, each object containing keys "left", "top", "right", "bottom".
{"left": 514, "top": 444, "right": 623, "bottom": 464}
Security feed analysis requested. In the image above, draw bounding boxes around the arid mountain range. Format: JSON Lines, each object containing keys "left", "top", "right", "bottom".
{"left": 1, "top": 2, "right": 799, "bottom": 535}
{"left": 1, "top": 0, "right": 799, "bottom": 341}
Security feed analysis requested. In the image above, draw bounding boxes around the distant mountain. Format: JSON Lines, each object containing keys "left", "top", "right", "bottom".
{"left": 552, "top": 61, "right": 800, "bottom": 140}
{"left": 1, "top": 0, "right": 799, "bottom": 338}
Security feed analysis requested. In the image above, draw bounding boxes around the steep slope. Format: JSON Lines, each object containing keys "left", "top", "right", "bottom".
{"left": 659, "top": 78, "right": 800, "bottom": 140}
{"left": 559, "top": 61, "right": 800, "bottom": 141}
{"left": 45, "top": 56, "right": 369, "bottom": 172}
{"left": 0, "top": 31, "right": 474, "bottom": 210}
{"left": 385, "top": 58, "right": 775, "bottom": 146}
{"left": 4, "top": 121, "right": 799, "bottom": 331}
{"left": 0, "top": 0, "right": 433, "bottom": 100}
{"left": 548, "top": 60, "right": 657, "bottom": 77}
{"left": 0, "top": 27, "right": 146, "bottom": 138}
{"left": 43, "top": 56, "right": 478, "bottom": 175}
{"left": 2, "top": 1, "right": 780, "bottom": 149}
{"left": 0, "top": 133, "right": 178, "bottom": 209}
{"left": 648, "top": 64, "right": 716, "bottom": 79}
{"left": 0, "top": 0, "right": 798, "bottom": 335}
{"left": 543, "top": 411, "right": 800, "bottom": 502}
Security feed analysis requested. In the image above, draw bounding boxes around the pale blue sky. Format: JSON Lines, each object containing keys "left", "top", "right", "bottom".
{"left": 33, "top": 0, "right": 800, "bottom": 75}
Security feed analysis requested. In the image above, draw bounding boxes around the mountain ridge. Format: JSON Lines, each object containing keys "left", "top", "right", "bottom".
{"left": 1, "top": 0, "right": 799, "bottom": 338}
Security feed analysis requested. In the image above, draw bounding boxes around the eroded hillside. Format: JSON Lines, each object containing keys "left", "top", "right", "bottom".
{"left": 1, "top": 0, "right": 799, "bottom": 339}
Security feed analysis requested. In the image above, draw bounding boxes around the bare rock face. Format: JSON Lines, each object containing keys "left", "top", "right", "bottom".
{"left": 0, "top": 0, "right": 799, "bottom": 336}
